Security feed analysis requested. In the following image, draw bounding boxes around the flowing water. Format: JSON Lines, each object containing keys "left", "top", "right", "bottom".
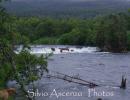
{"left": 12, "top": 45, "right": 130, "bottom": 100}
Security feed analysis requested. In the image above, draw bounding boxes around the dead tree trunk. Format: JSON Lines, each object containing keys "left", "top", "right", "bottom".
{"left": 120, "top": 76, "right": 126, "bottom": 89}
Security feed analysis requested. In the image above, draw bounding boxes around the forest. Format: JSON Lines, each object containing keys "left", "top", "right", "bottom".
{"left": 1, "top": 0, "right": 130, "bottom": 53}
{"left": 6, "top": 12, "right": 130, "bottom": 52}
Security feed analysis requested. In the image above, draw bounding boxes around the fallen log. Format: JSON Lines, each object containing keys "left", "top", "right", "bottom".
{"left": 53, "top": 71, "right": 98, "bottom": 86}
{"left": 46, "top": 71, "right": 98, "bottom": 88}
{"left": 47, "top": 75, "right": 97, "bottom": 88}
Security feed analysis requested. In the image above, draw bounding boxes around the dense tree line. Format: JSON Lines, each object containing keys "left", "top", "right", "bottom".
{"left": 10, "top": 12, "right": 130, "bottom": 52}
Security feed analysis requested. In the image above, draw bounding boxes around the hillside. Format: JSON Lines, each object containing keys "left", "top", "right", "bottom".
{"left": 2, "top": 0, "right": 130, "bottom": 18}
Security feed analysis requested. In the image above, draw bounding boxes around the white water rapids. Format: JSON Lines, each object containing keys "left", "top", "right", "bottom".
{"left": 15, "top": 45, "right": 102, "bottom": 54}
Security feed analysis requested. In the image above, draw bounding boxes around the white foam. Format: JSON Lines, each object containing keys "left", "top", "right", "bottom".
{"left": 15, "top": 45, "right": 100, "bottom": 54}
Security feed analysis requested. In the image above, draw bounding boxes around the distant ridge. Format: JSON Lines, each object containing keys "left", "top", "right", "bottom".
{"left": 2, "top": 0, "right": 130, "bottom": 18}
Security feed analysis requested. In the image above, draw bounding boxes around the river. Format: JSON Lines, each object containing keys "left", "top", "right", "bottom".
{"left": 13, "top": 45, "right": 130, "bottom": 100}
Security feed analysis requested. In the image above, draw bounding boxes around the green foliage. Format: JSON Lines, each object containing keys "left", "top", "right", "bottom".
{"left": 95, "top": 14, "right": 127, "bottom": 52}
{"left": 127, "top": 31, "right": 130, "bottom": 50}
{"left": 15, "top": 49, "right": 48, "bottom": 84}
{"left": 0, "top": 3, "right": 48, "bottom": 100}
{"left": 35, "top": 18, "right": 56, "bottom": 37}
{"left": 9, "top": 13, "right": 130, "bottom": 52}
{"left": 0, "top": 39, "right": 14, "bottom": 88}
{"left": 58, "top": 28, "right": 86, "bottom": 45}
{"left": 0, "top": 6, "right": 9, "bottom": 35}
{"left": 33, "top": 37, "right": 57, "bottom": 44}
{"left": 0, "top": 34, "right": 48, "bottom": 100}
{"left": 128, "top": 9, "right": 130, "bottom": 12}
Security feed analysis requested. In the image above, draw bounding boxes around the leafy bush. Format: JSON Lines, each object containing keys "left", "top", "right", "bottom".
{"left": 58, "top": 28, "right": 86, "bottom": 45}
{"left": 33, "top": 37, "right": 58, "bottom": 44}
